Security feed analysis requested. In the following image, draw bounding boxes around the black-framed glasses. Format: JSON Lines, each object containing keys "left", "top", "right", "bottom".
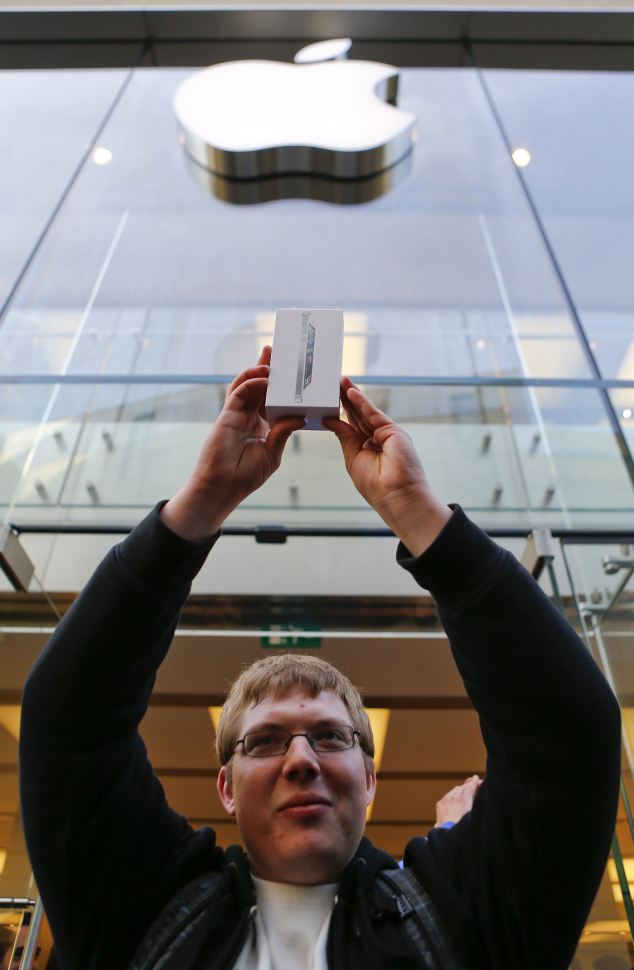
{"left": 235, "top": 724, "right": 360, "bottom": 758}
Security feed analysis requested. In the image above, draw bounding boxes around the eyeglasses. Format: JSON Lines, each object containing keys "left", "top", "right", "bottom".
{"left": 235, "top": 724, "right": 360, "bottom": 758}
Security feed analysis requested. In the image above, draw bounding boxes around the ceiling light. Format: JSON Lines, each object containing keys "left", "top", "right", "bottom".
{"left": 208, "top": 707, "right": 223, "bottom": 735}
{"left": 607, "top": 856, "right": 634, "bottom": 904}
{"left": 512, "top": 148, "right": 531, "bottom": 168}
{"left": 91, "top": 146, "right": 112, "bottom": 166}
{"left": 366, "top": 708, "right": 390, "bottom": 773}
{"left": 0, "top": 707, "right": 21, "bottom": 742}
{"left": 623, "top": 408, "right": 632, "bottom": 419}
{"left": 365, "top": 707, "right": 390, "bottom": 821}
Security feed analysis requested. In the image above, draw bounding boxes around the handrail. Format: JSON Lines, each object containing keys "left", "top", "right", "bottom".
{"left": 9, "top": 523, "right": 634, "bottom": 542}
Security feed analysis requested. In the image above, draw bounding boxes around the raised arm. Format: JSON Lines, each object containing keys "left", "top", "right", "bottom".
{"left": 162, "top": 345, "right": 303, "bottom": 540}
{"left": 20, "top": 347, "right": 302, "bottom": 970}
{"left": 325, "top": 381, "right": 621, "bottom": 969}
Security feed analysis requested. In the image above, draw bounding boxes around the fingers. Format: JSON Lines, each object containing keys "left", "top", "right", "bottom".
{"left": 345, "top": 385, "right": 392, "bottom": 432}
{"left": 256, "top": 347, "right": 272, "bottom": 417}
{"left": 340, "top": 383, "right": 368, "bottom": 438}
{"left": 340, "top": 379, "right": 395, "bottom": 452}
{"left": 228, "top": 376, "right": 268, "bottom": 412}
{"left": 341, "top": 380, "right": 392, "bottom": 446}
{"left": 266, "top": 417, "right": 305, "bottom": 465}
{"left": 226, "top": 364, "right": 269, "bottom": 401}
{"left": 257, "top": 344, "right": 272, "bottom": 366}
{"left": 226, "top": 347, "right": 272, "bottom": 413}
{"left": 322, "top": 415, "right": 364, "bottom": 466}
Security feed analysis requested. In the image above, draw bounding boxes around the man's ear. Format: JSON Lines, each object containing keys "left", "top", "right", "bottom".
{"left": 366, "top": 766, "right": 377, "bottom": 807}
{"left": 217, "top": 765, "right": 236, "bottom": 816}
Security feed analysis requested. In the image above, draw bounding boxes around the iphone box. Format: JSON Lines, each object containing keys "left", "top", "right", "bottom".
{"left": 266, "top": 308, "right": 344, "bottom": 431}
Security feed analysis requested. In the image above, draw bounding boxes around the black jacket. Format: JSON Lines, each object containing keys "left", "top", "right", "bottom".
{"left": 19, "top": 504, "right": 621, "bottom": 970}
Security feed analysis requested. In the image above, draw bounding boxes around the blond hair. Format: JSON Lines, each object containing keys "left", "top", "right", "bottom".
{"left": 216, "top": 654, "right": 374, "bottom": 770}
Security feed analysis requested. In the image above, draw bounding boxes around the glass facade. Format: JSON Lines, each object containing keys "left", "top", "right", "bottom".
{"left": 1, "top": 62, "right": 633, "bottom": 535}
{"left": 1, "top": 29, "right": 633, "bottom": 967}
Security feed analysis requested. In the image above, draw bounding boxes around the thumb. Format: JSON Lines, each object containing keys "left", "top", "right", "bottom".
{"left": 266, "top": 417, "right": 305, "bottom": 465}
{"left": 323, "top": 416, "right": 363, "bottom": 466}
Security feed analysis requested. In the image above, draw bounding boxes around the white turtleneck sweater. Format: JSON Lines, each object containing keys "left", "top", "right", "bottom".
{"left": 232, "top": 876, "right": 338, "bottom": 970}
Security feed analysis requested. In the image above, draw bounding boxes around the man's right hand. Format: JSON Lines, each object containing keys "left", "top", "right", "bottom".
{"left": 161, "top": 345, "right": 304, "bottom": 541}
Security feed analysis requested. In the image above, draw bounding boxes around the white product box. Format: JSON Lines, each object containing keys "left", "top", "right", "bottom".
{"left": 266, "top": 308, "right": 344, "bottom": 431}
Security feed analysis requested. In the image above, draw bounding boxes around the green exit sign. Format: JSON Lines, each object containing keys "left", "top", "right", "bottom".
{"left": 261, "top": 625, "right": 321, "bottom": 649}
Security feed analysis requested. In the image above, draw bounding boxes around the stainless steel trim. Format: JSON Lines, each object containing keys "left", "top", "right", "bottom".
{"left": 175, "top": 61, "right": 412, "bottom": 181}
{"left": 182, "top": 146, "right": 413, "bottom": 204}
{"left": 183, "top": 126, "right": 414, "bottom": 179}
{"left": 18, "top": 897, "right": 44, "bottom": 970}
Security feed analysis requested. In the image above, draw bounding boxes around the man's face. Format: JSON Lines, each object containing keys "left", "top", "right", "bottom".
{"left": 217, "top": 689, "right": 376, "bottom": 885}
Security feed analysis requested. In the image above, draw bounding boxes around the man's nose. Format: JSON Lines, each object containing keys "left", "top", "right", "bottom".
{"left": 281, "top": 735, "right": 321, "bottom": 776}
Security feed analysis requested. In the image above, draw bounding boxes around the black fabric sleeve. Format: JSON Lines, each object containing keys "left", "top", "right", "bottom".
{"left": 19, "top": 503, "right": 224, "bottom": 970}
{"left": 398, "top": 506, "right": 621, "bottom": 970}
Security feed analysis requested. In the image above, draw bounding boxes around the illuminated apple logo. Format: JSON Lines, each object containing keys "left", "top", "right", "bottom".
{"left": 173, "top": 39, "right": 416, "bottom": 203}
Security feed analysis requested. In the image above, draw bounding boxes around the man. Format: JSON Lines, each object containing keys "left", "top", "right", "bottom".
{"left": 20, "top": 346, "right": 621, "bottom": 970}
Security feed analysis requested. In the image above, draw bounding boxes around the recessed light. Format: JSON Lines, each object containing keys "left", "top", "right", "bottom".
{"left": 91, "top": 146, "right": 113, "bottom": 166}
{"left": 512, "top": 148, "right": 531, "bottom": 168}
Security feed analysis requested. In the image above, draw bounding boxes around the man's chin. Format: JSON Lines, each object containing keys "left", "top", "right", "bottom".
{"left": 252, "top": 835, "right": 349, "bottom": 885}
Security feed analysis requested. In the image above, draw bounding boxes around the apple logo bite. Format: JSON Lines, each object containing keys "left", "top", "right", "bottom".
{"left": 173, "top": 40, "right": 416, "bottom": 202}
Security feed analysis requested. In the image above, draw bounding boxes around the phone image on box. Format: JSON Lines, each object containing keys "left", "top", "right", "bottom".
{"left": 295, "top": 312, "right": 316, "bottom": 403}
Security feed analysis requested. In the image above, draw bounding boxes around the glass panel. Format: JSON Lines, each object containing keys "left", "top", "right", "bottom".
{"left": 1, "top": 381, "right": 632, "bottom": 532}
{"left": 1, "top": 67, "right": 590, "bottom": 386}
{"left": 610, "top": 390, "right": 634, "bottom": 447}
{"left": 560, "top": 540, "right": 634, "bottom": 710}
{"left": 0, "top": 902, "right": 33, "bottom": 970}
{"left": 572, "top": 853, "right": 634, "bottom": 967}
{"left": 482, "top": 69, "right": 634, "bottom": 381}
{"left": 0, "top": 566, "right": 58, "bottom": 906}
{"left": 0, "top": 70, "right": 129, "bottom": 311}
{"left": 2, "top": 57, "right": 633, "bottom": 964}
{"left": 561, "top": 538, "right": 634, "bottom": 961}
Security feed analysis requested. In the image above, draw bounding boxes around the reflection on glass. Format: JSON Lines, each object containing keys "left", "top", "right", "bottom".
{"left": 2, "top": 67, "right": 592, "bottom": 383}
{"left": 0, "top": 70, "right": 128, "bottom": 309}
{"left": 484, "top": 70, "right": 634, "bottom": 382}
{"left": 561, "top": 538, "right": 634, "bottom": 961}
{"left": 184, "top": 149, "right": 413, "bottom": 205}
{"left": 0, "top": 66, "right": 632, "bottom": 534}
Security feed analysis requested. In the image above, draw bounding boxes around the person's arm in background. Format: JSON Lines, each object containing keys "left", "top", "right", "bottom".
{"left": 19, "top": 347, "right": 303, "bottom": 970}
{"left": 325, "top": 380, "right": 621, "bottom": 970}
{"left": 434, "top": 775, "right": 483, "bottom": 829}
